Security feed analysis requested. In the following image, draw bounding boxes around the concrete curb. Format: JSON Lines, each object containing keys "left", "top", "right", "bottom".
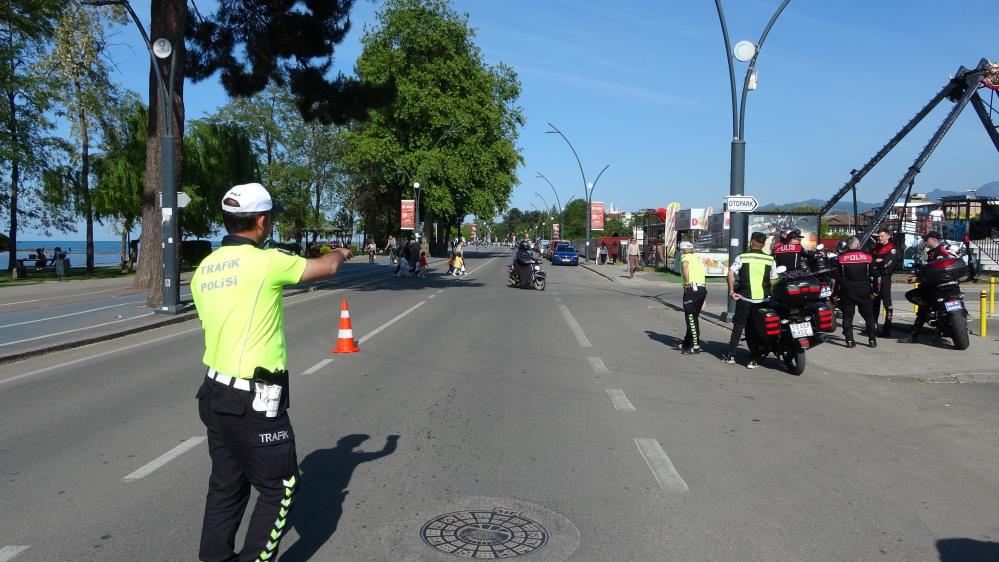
{"left": 580, "top": 263, "right": 616, "bottom": 283}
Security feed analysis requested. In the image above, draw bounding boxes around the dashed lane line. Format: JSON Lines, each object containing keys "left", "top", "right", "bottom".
{"left": 357, "top": 301, "right": 426, "bottom": 345}
{"left": 0, "top": 546, "right": 30, "bottom": 562}
{"left": 588, "top": 357, "right": 609, "bottom": 374}
{"left": 466, "top": 257, "right": 498, "bottom": 275}
{"left": 559, "top": 305, "right": 592, "bottom": 347}
{"left": 606, "top": 389, "right": 636, "bottom": 412}
{"left": 302, "top": 358, "right": 334, "bottom": 375}
{"left": 634, "top": 438, "right": 689, "bottom": 493}
{"left": 123, "top": 436, "right": 206, "bottom": 481}
{"left": 0, "top": 288, "right": 118, "bottom": 307}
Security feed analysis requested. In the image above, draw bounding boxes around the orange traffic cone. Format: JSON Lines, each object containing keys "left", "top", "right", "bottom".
{"left": 333, "top": 299, "right": 360, "bottom": 353}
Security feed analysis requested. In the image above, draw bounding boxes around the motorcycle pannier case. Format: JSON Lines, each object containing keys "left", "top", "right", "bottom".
{"left": 770, "top": 272, "right": 823, "bottom": 306}
{"left": 918, "top": 258, "right": 967, "bottom": 285}
{"left": 810, "top": 302, "right": 836, "bottom": 333}
{"left": 753, "top": 308, "right": 782, "bottom": 340}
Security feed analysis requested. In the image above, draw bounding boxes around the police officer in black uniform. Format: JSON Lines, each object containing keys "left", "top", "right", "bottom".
{"left": 903, "top": 231, "right": 953, "bottom": 343}
{"left": 870, "top": 227, "right": 898, "bottom": 336}
{"left": 835, "top": 236, "right": 877, "bottom": 348}
{"left": 772, "top": 228, "right": 808, "bottom": 272}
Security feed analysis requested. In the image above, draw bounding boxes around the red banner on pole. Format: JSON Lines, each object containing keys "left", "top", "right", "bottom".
{"left": 470, "top": 223, "right": 477, "bottom": 239}
{"left": 400, "top": 200, "right": 415, "bottom": 230}
{"left": 552, "top": 223, "right": 560, "bottom": 238}
{"left": 590, "top": 202, "right": 605, "bottom": 231}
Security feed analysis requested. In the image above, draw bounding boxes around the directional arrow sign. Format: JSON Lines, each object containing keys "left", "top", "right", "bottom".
{"left": 177, "top": 192, "right": 191, "bottom": 208}
{"left": 725, "top": 195, "right": 758, "bottom": 213}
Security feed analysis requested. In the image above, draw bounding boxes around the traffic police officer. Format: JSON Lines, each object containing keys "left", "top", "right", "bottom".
{"left": 679, "top": 241, "right": 706, "bottom": 354}
{"left": 192, "top": 183, "right": 352, "bottom": 562}
{"left": 723, "top": 232, "right": 777, "bottom": 368}
{"left": 870, "top": 227, "right": 897, "bottom": 336}
{"left": 835, "top": 236, "right": 877, "bottom": 348}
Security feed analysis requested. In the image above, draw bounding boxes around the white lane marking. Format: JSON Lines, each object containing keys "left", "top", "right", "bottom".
{"left": 554, "top": 297, "right": 562, "bottom": 303}
{"left": 0, "top": 546, "right": 30, "bottom": 561}
{"left": 0, "top": 300, "right": 145, "bottom": 329}
{"left": 559, "top": 304, "right": 592, "bottom": 347}
{"left": 124, "top": 436, "right": 206, "bottom": 481}
{"left": 286, "top": 288, "right": 342, "bottom": 306}
{"left": 606, "top": 389, "right": 636, "bottom": 412}
{"left": 0, "top": 312, "right": 156, "bottom": 348}
{"left": 0, "top": 288, "right": 119, "bottom": 307}
{"left": 436, "top": 289, "right": 443, "bottom": 294}
{"left": 302, "top": 358, "right": 334, "bottom": 375}
{"left": 0, "top": 327, "right": 201, "bottom": 387}
{"left": 588, "top": 357, "right": 609, "bottom": 374}
{"left": 466, "top": 257, "right": 497, "bottom": 275}
{"left": 357, "top": 301, "right": 426, "bottom": 345}
{"left": 428, "top": 294, "right": 436, "bottom": 299}
{"left": 634, "top": 438, "right": 689, "bottom": 493}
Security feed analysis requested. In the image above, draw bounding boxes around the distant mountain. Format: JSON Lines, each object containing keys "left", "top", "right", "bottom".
{"left": 758, "top": 180, "right": 999, "bottom": 212}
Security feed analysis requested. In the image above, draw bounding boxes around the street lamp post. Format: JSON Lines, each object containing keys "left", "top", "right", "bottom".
{"left": 535, "top": 171, "right": 563, "bottom": 236}
{"left": 713, "top": 0, "right": 790, "bottom": 321}
{"left": 413, "top": 182, "right": 421, "bottom": 241}
{"left": 545, "top": 123, "right": 609, "bottom": 264}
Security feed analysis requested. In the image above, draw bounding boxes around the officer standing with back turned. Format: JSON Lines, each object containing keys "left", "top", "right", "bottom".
{"left": 192, "top": 183, "right": 352, "bottom": 562}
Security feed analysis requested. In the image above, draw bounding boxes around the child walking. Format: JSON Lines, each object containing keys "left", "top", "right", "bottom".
{"left": 417, "top": 252, "right": 429, "bottom": 278}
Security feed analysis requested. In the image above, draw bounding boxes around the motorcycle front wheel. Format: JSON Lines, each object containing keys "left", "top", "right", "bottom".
{"left": 534, "top": 277, "right": 547, "bottom": 291}
{"left": 950, "top": 310, "right": 970, "bottom": 350}
{"left": 782, "top": 350, "right": 806, "bottom": 376}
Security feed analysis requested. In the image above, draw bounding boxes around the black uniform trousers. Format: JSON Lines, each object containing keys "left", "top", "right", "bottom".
{"left": 198, "top": 376, "right": 299, "bottom": 562}
{"left": 682, "top": 286, "right": 707, "bottom": 349}
{"left": 873, "top": 274, "right": 893, "bottom": 320}
{"left": 727, "top": 298, "right": 763, "bottom": 359}
{"left": 839, "top": 288, "right": 876, "bottom": 343}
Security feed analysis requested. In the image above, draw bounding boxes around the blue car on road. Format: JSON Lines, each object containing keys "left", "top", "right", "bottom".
{"left": 551, "top": 244, "right": 579, "bottom": 266}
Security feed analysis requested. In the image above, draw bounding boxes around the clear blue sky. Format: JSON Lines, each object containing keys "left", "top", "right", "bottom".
{"left": 31, "top": 0, "right": 998, "bottom": 239}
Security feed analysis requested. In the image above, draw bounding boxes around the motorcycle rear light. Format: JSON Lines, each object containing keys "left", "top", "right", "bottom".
{"left": 798, "top": 338, "right": 811, "bottom": 348}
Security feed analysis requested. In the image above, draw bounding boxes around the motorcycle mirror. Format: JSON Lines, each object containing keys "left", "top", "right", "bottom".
{"left": 774, "top": 265, "right": 788, "bottom": 274}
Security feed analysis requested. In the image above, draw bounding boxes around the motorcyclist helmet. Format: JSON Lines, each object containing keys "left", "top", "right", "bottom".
{"left": 779, "top": 228, "right": 802, "bottom": 243}
{"left": 835, "top": 239, "right": 849, "bottom": 254}
{"left": 518, "top": 240, "right": 531, "bottom": 250}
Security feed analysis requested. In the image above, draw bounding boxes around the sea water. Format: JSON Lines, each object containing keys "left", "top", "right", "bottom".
{"left": 2, "top": 240, "right": 131, "bottom": 269}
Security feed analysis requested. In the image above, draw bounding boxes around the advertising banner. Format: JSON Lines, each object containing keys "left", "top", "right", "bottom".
{"left": 470, "top": 223, "right": 477, "bottom": 239}
{"left": 552, "top": 223, "right": 560, "bottom": 238}
{"left": 400, "top": 200, "right": 415, "bottom": 230}
{"left": 747, "top": 213, "right": 820, "bottom": 252}
{"left": 591, "top": 202, "right": 605, "bottom": 231}
{"left": 676, "top": 208, "right": 711, "bottom": 230}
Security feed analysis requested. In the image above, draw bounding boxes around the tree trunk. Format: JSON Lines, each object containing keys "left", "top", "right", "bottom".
{"left": 73, "top": 79, "right": 94, "bottom": 273}
{"left": 134, "top": 0, "right": 186, "bottom": 306}
{"left": 6, "top": 90, "right": 18, "bottom": 274}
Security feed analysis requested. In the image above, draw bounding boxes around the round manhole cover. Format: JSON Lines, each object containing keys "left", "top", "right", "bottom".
{"left": 421, "top": 507, "right": 549, "bottom": 558}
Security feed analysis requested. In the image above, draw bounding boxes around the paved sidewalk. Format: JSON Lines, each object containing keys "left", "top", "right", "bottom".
{"left": 582, "top": 263, "right": 999, "bottom": 382}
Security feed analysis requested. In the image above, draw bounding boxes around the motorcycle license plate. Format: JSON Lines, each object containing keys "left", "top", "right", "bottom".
{"left": 944, "top": 300, "right": 964, "bottom": 312}
{"left": 820, "top": 287, "right": 832, "bottom": 298}
{"left": 789, "top": 322, "right": 814, "bottom": 338}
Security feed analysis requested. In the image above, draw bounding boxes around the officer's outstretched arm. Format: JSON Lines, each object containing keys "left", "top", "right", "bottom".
{"left": 300, "top": 248, "right": 352, "bottom": 282}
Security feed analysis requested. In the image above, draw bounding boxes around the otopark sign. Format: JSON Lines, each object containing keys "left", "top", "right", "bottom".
{"left": 724, "top": 195, "right": 759, "bottom": 213}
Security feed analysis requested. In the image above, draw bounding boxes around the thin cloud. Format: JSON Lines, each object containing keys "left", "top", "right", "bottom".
{"left": 516, "top": 64, "right": 708, "bottom": 109}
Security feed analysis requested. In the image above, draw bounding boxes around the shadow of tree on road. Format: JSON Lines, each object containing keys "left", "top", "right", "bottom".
{"left": 279, "top": 434, "right": 399, "bottom": 562}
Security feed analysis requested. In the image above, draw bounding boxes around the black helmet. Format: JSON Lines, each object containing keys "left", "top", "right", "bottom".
{"left": 835, "top": 240, "right": 849, "bottom": 254}
{"left": 518, "top": 240, "right": 530, "bottom": 250}
{"left": 923, "top": 230, "right": 942, "bottom": 242}
{"left": 779, "top": 228, "right": 802, "bottom": 243}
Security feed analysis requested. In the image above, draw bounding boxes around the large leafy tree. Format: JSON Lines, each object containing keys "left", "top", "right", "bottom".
{"left": 0, "top": 0, "right": 64, "bottom": 272}
{"left": 128, "top": 0, "right": 389, "bottom": 306}
{"left": 345, "top": 0, "right": 524, "bottom": 255}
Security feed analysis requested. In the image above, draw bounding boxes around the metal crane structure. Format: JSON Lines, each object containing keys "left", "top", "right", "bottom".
{"left": 817, "top": 59, "right": 999, "bottom": 245}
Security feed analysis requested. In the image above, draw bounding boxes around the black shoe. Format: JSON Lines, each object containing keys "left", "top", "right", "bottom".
{"left": 845, "top": 340, "right": 856, "bottom": 349}
{"left": 681, "top": 347, "right": 695, "bottom": 355}
{"left": 720, "top": 354, "right": 736, "bottom": 364}
{"left": 868, "top": 339, "right": 877, "bottom": 349}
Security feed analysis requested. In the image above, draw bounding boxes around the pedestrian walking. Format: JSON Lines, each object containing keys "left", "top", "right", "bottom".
{"left": 721, "top": 232, "right": 777, "bottom": 368}
{"left": 191, "top": 183, "right": 352, "bottom": 562}
{"left": 679, "top": 241, "right": 707, "bottom": 354}
{"left": 598, "top": 242, "right": 608, "bottom": 265}
{"left": 417, "top": 251, "right": 429, "bottom": 278}
{"left": 836, "top": 236, "right": 878, "bottom": 348}
{"left": 627, "top": 237, "right": 641, "bottom": 278}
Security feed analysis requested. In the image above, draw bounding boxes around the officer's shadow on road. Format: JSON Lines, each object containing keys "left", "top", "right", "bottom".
{"left": 280, "top": 434, "right": 399, "bottom": 562}
{"left": 645, "top": 330, "right": 727, "bottom": 356}
{"left": 936, "top": 537, "right": 999, "bottom": 561}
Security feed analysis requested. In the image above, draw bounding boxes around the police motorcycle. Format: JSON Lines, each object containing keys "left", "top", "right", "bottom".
{"left": 906, "top": 257, "right": 970, "bottom": 350}
{"left": 751, "top": 266, "right": 837, "bottom": 375}
{"left": 806, "top": 242, "right": 840, "bottom": 314}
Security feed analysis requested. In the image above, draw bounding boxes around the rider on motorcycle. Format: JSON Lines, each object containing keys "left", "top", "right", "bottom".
{"left": 515, "top": 240, "right": 535, "bottom": 289}
{"left": 903, "top": 231, "right": 953, "bottom": 343}
{"left": 772, "top": 228, "right": 808, "bottom": 272}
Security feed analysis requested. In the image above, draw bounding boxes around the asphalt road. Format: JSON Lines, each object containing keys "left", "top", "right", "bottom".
{"left": 1, "top": 249, "right": 998, "bottom": 561}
